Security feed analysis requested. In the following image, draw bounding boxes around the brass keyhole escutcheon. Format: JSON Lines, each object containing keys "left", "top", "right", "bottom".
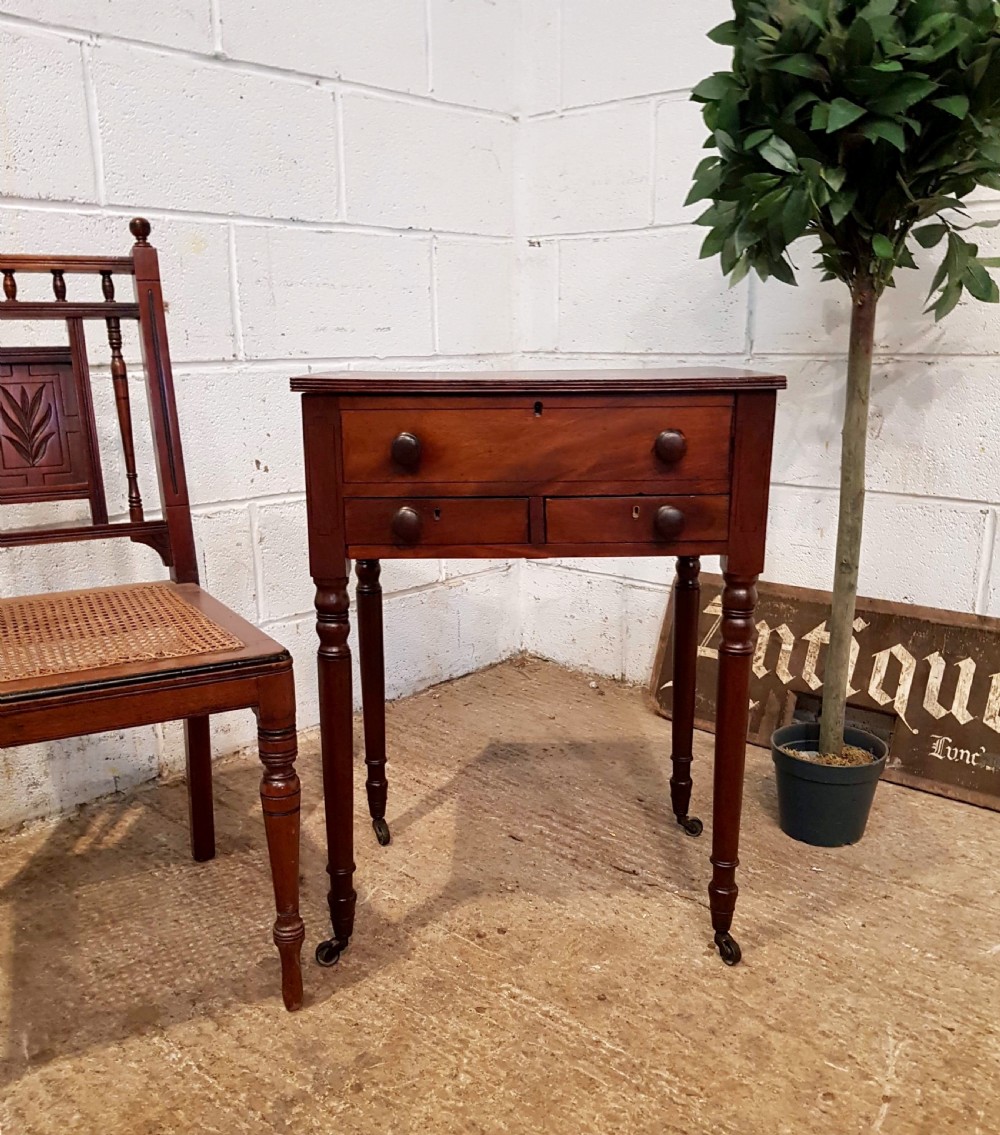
{"left": 632, "top": 505, "right": 641, "bottom": 520}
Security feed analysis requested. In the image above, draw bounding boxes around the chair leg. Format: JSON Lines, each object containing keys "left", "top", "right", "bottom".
{"left": 184, "top": 715, "right": 215, "bottom": 862}
{"left": 257, "top": 674, "right": 305, "bottom": 1011}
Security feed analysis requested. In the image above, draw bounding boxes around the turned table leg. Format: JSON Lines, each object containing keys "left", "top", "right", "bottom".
{"left": 314, "top": 573, "right": 358, "bottom": 967}
{"left": 709, "top": 570, "right": 759, "bottom": 967}
{"left": 356, "top": 559, "right": 390, "bottom": 847}
{"left": 670, "top": 556, "right": 703, "bottom": 838}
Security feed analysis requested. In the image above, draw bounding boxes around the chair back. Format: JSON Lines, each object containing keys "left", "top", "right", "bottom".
{"left": 0, "top": 219, "right": 197, "bottom": 583}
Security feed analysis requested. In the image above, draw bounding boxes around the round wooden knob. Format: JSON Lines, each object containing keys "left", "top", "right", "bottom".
{"left": 390, "top": 506, "right": 422, "bottom": 544}
{"left": 654, "top": 429, "right": 687, "bottom": 464}
{"left": 390, "top": 431, "right": 422, "bottom": 468}
{"left": 129, "top": 217, "right": 151, "bottom": 246}
{"left": 654, "top": 505, "right": 685, "bottom": 541}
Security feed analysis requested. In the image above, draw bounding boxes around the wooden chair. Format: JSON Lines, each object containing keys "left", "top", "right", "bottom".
{"left": 0, "top": 219, "right": 304, "bottom": 1010}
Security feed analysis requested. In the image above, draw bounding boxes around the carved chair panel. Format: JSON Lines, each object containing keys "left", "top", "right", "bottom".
{"left": 0, "top": 349, "right": 100, "bottom": 506}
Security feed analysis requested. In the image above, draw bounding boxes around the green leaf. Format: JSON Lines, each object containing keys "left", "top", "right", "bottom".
{"left": 858, "top": 118, "right": 906, "bottom": 151}
{"left": 770, "top": 54, "right": 830, "bottom": 81}
{"left": 829, "top": 189, "right": 857, "bottom": 226}
{"left": 768, "top": 255, "right": 798, "bottom": 286}
{"left": 692, "top": 73, "right": 740, "bottom": 101}
{"left": 861, "top": 0, "right": 898, "bottom": 17}
{"left": 707, "top": 20, "right": 737, "bottom": 46}
{"left": 869, "top": 78, "right": 938, "bottom": 115}
{"left": 729, "top": 256, "right": 752, "bottom": 286}
{"left": 743, "top": 128, "right": 774, "bottom": 150}
{"left": 873, "top": 235, "right": 895, "bottom": 259}
{"left": 964, "top": 260, "right": 1000, "bottom": 303}
{"left": 782, "top": 187, "right": 813, "bottom": 243}
{"left": 827, "top": 98, "right": 867, "bottom": 132}
{"left": 933, "top": 280, "right": 964, "bottom": 321}
{"left": 914, "top": 224, "right": 949, "bottom": 248}
{"left": 700, "top": 228, "right": 729, "bottom": 260}
{"left": 758, "top": 135, "right": 799, "bottom": 173}
{"left": 784, "top": 92, "right": 821, "bottom": 119}
{"left": 750, "top": 17, "right": 780, "bottom": 40}
{"left": 810, "top": 102, "right": 831, "bottom": 131}
{"left": 931, "top": 95, "right": 970, "bottom": 119}
{"left": 896, "top": 244, "right": 918, "bottom": 270}
{"left": 823, "top": 167, "right": 847, "bottom": 192}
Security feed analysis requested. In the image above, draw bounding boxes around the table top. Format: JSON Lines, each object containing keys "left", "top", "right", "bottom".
{"left": 290, "top": 367, "right": 787, "bottom": 395}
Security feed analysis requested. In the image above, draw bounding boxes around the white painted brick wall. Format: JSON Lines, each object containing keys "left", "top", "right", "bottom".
{"left": 516, "top": 0, "right": 1000, "bottom": 687}
{"left": 341, "top": 94, "right": 513, "bottom": 234}
{"left": 0, "top": 2, "right": 520, "bottom": 829}
{"left": 3, "top": 1, "right": 998, "bottom": 828}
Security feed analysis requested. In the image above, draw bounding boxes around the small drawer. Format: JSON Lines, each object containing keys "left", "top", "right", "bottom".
{"left": 545, "top": 495, "right": 729, "bottom": 545}
{"left": 340, "top": 402, "right": 732, "bottom": 488}
{"left": 345, "top": 497, "right": 529, "bottom": 547}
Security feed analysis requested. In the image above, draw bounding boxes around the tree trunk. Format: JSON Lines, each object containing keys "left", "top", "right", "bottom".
{"left": 819, "top": 284, "right": 878, "bottom": 756}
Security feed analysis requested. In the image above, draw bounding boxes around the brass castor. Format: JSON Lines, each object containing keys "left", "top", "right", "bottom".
{"left": 372, "top": 817, "right": 391, "bottom": 846}
{"left": 677, "top": 814, "right": 703, "bottom": 837}
{"left": 714, "top": 931, "right": 742, "bottom": 966}
{"left": 315, "top": 937, "right": 349, "bottom": 967}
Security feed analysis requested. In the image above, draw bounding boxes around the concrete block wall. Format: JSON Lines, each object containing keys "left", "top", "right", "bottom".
{"left": 517, "top": 0, "right": 1000, "bottom": 682}
{"left": 0, "top": 1, "right": 519, "bottom": 828}
{"left": 3, "top": 1, "right": 999, "bottom": 827}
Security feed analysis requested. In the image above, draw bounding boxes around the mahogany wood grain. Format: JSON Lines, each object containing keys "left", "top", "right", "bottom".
{"left": 291, "top": 368, "right": 784, "bottom": 395}
{"left": 669, "top": 557, "right": 701, "bottom": 835}
{"left": 345, "top": 496, "right": 529, "bottom": 547}
{"left": 296, "top": 370, "right": 784, "bottom": 969}
{"left": 184, "top": 715, "right": 215, "bottom": 862}
{"left": 345, "top": 540, "right": 728, "bottom": 561}
{"left": 0, "top": 301, "right": 139, "bottom": 320}
{"left": 301, "top": 395, "right": 357, "bottom": 960}
{"left": 0, "top": 254, "right": 134, "bottom": 274}
{"left": 544, "top": 495, "right": 729, "bottom": 545}
{"left": 341, "top": 403, "right": 733, "bottom": 488}
{"left": 0, "top": 221, "right": 302, "bottom": 1010}
{"left": 356, "top": 560, "right": 389, "bottom": 842}
{"left": 341, "top": 478, "right": 734, "bottom": 499}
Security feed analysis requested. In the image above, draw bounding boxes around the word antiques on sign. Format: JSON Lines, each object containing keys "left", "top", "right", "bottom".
{"left": 651, "top": 573, "right": 1000, "bottom": 812}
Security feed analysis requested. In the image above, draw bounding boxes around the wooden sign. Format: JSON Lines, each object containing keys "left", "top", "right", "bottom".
{"left": 651, "top": 573, "right": 1000, "bottom": 811}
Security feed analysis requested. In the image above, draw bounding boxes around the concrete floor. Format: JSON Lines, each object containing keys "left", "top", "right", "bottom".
{"left": 0, "top": 657, "right": 997, "bottom": 1134}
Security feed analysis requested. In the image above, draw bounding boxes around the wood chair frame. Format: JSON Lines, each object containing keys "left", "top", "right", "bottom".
{"left": 0, "top": 219, "right": 304, "bottom": 1010}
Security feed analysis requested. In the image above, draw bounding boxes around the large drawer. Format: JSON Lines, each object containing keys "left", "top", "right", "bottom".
{"left": 545, "top": 495, "right": 729, "bottom": 545}
{"left": 345, "top": 497, "right": 529, "bottom": 547}
{"left": 340, "top": 403, "right": 732, "bottom": 487}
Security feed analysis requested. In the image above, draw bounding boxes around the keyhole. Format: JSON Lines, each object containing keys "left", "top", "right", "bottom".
{"left": 632, "top": 505, "right": 641, "bottom": 520}
{"left": 433, "top": 508, "right": 442, "bottom": 521}
{"left": 534, "top": 400, "right": 543, "bottom": 417}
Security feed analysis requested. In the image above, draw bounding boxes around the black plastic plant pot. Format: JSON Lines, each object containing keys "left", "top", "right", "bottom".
{"left": 771, "top": 722, "right": 888, "bottom": 848}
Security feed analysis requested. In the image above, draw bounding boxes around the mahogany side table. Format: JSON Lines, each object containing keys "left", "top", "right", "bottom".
{"left": 291, "top": 369, "right": 785, "bottom": 967}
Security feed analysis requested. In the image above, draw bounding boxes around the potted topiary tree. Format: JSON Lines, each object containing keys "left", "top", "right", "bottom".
{"left": 689, "top": 0, "right": 1000, "bottom": 845}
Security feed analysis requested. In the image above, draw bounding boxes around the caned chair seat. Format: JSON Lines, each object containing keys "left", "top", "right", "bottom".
{"left": 0, "top": 580, "right": 292, "bottom": 719}
{"left": 0, "top": 582, "right": 243, "bottom": 685}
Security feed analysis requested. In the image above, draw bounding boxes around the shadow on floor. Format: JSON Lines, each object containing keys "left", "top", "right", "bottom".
{"left": 1, "top": 725, "right": 711, "bottom": 1083}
